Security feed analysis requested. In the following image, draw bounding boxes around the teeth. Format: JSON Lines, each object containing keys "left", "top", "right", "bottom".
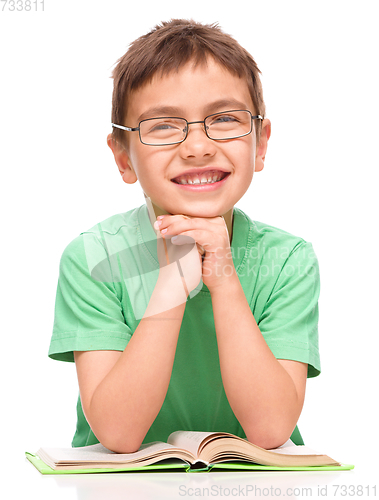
{"left": 175, "top": 171, "right": 225, "bottom": 185}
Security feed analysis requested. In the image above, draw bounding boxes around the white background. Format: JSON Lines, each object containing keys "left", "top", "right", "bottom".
{"left": 1, "top": 0, "right": 378, "bottom": 498}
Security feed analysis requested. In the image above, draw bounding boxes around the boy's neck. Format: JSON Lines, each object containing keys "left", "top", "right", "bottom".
{"left": 150, "top": 201, "right": 234, "bottom": 242}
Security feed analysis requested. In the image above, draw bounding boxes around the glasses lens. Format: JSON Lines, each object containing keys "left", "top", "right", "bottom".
{"left": 140, "top": 118, "right": 187, "bottom": 145}
{"left": 206, "top": 111, "right": 252, "bottom": 140}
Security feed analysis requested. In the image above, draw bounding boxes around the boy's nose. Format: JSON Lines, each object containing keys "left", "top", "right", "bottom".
{"left": 180, "top": 122, "right": 216, "bottom": 158}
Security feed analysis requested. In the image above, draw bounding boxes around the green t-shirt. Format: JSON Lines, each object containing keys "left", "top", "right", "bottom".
{"left": 49, "top": 205, "right": 320, "bottom": 447}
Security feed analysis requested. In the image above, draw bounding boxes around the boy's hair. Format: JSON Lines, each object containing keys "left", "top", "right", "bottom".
{"left": 111, "top": 19, "right": 266, "bottom": 144}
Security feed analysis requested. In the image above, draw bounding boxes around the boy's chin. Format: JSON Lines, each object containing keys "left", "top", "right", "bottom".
{"left": 169, "top": 205, "right": 227, "bottom": 218}
{"left": 149, "top": 197, "right": 232, "bottom": 218}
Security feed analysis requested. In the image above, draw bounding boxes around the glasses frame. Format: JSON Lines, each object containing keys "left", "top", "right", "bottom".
{"left": 111, "top": 109, "right": 263, "bottom": 146}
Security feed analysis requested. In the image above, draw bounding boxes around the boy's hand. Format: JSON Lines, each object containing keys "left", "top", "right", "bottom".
{"left": 152, "top": 219, "right": 203, "bottom": 299}
{"left": 154, "top": 214, "right": 235, "bottom": 292}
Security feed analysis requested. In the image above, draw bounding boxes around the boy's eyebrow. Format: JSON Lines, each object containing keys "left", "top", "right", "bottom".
{"left": 137, "top": 106, "right": 183, "bottom": 122}
{"left": 136, "top": 99, "right": 250, "bottom": 123}
{"left": 204, "top": 99, "right": 250, "bottom": 115}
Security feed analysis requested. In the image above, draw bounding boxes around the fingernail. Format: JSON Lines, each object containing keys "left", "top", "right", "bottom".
{"left": 161, "top": 228, "right": 168, "bottom": 234}
{"left": 153, "top": 220, "right": 162, "bottom": 229}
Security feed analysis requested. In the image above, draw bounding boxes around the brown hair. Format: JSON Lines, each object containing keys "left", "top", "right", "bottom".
{"left": 111, "top": 19, "right": 266, "bottom": 144}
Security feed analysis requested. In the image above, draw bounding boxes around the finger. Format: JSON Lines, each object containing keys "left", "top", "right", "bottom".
{"left": 170, "top": 235, "right": 205, "bottom": 256}
{"left": 154, "top": 214, "right": 188, "bottom": 234}
{"left": 197, "top": 243, "right": 205, "bottom": 256}
{"left": 157, "top": 216, "right": 223, "bottom": 237}
{"left": 170, "top": 234, "right": 195, "bottom": 246}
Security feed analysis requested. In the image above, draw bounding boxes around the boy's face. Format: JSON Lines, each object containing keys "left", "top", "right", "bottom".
{"left": 109, "top": 58, "right": 270, "bottom": 218}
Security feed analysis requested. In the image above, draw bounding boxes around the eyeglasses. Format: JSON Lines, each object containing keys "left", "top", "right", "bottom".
{"left": 111, "top": 110, "right": 262, "bottom": 146}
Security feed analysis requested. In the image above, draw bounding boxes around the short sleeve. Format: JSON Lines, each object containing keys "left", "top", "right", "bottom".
{"left": 48, "top": 233, "right": 132, "bottom": 362}
{"left": 257, "top": 241, "right": 321, "bottom": 377}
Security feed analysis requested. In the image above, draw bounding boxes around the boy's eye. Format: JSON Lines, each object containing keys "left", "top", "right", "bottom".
{"left": 207, "top": 115, "right": 242, "bottom": 130}
{"left": 208, "top": 114, "right": 242, "bottom": 132}
{"left": 214, "top": 115, "right": 238, "bottom": 122}
{"left": 146, "top": 119, "right": 184, "bottom": 134}
{"left": 145, "top": 119, "right": 185, "bottom": 130}
{"left": 141, "top": 118, "right": 187, "bottom": 143}
{"left": 151, "top": 122, "right": 177, "bottom": 131}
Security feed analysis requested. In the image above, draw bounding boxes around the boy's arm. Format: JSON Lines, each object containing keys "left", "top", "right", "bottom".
{"left": 74, "top": 301, "right": 184, "bottom": 454}
{"left": 210, "top": 276, "right": 307, "bottom": 450}
{"left": 74, "top": 242, "right": 201, "bottom": 454}
{"left": 156, "top": 214, "right": 310, "bottom": 450}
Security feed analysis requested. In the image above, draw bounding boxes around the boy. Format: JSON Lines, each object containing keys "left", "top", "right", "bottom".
{"left": 49, "top": 19, "right": 320, "bottom": 453}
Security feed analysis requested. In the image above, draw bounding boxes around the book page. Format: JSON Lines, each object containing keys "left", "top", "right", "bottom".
{"left": 38, "top": 441, "right": 179, "bottom": 464}
{"left": 271, "top": 439, "right": 295, "bottom": 449}
{"left": 268, "top": 443, "right": 321, "bottom": 456}
{"left": 168, "top": 431, "right": 216, "bottom": 458}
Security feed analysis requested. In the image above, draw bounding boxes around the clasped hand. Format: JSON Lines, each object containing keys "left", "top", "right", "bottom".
{"left": 153, "top": 214, "right": 235, "bottom": 294}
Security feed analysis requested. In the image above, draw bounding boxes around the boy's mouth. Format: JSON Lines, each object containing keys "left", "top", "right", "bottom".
{"left": 171, "top": 170, "right": 230, "bottom": 185}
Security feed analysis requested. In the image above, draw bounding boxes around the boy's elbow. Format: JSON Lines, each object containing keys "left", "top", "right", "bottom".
{"left": 247, "top": 434, "right": 287, "bottom": 450}
{"left": 245, "top": 426, "right": 293, "bottom": 450}
{"left": 85, "top": 399, "right": 146, "bottom": 453}
{"left": 98, "top": 432, "right": 143, "bottom": 454}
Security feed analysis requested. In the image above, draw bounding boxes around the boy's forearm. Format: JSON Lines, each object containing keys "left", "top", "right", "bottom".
{"left": 86, "top": 272, "right": 187, "bottom": 453}
{"left": 211, "top": 274, "right": 304, "bottom": 449}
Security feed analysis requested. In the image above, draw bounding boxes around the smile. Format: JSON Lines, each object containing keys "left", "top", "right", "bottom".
{"left": 171, "top": 170, "right": 230, "bottom": 185}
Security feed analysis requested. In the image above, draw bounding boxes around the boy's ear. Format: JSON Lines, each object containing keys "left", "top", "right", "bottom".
{"left": 107, "top": 134, "right": 138, "bottom": 184}
{"left": 255, "top": 119, "right": 271, "bottom": 172}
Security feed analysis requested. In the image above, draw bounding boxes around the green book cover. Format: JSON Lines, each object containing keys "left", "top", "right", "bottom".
{"left": 25, "top": 452, "right": 354, "bottom": 475}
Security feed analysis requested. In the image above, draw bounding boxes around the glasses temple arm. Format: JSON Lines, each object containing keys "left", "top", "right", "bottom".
{"left": 111, "top": 123, "right": 139, "bottom": 132}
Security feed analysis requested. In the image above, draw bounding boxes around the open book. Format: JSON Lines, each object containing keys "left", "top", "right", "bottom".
{"left": 26, "top": 430, "right": 353, "bottom": 474}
